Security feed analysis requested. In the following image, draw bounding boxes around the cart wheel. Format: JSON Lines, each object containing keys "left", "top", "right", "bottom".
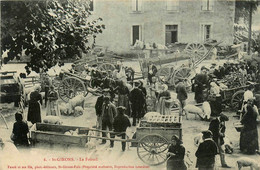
{"left": 137, "top": 134, "right": 169, "bottom": 166}
{"left": 157, "top": 66, "right": 173, "bottom": 84}
{"left": 231, "top": 90, "right": 245, "bottom": 110}
{"left": 58, "top": 77, "right": 86, "bottom": 102}
{"left": 172, "top": 67, "right": 196, "bottom": 90}
{"left": 184, "top": 43, "right": 207, "bottom": 64}
{"left": 98, "top": 63, "right": 115, "bottom": 72}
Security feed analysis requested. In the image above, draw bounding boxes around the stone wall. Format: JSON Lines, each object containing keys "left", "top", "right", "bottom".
{"left": 91, "top": 0, "right": 235, "bottom": 53}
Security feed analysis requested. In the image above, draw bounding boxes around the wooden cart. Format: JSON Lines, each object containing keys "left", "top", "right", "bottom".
{"left": 135, "top": 114, "right": 182, "bottom": 166}
{"left": 58, "top": 71, "right": 91, "bottom": 102}
{"left": 221, "top": 83, "right": 259, "bottom": 110}
{"left": 138, "top": 42, "right": 222, "bottom": 90}
{"left": 30, "top": 115, "right": 182, "bottom": 166}
{"left": 84, "top": 114, "right": 182, "bottom": 166}
{"left": 30, "top": 123, "right": 89, "bottom": 147}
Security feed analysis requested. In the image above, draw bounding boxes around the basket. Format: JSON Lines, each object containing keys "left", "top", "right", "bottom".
{"left": 233, "top": 122, "right": 244, "bottom": 132}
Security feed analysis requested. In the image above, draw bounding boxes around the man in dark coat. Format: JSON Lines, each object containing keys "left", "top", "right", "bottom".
{"left": 27, "top": 85, "right": 42, "bottom": 124}
{"left": 194, "top": 66, "right": 209, "bottom": 103}
{"left": 101, "top": 96, "right": 117, "bottom": 147}
{"left": 113, "top": 106, "right": 131, "bottom": 151}
{"left": 176, "top": 81, "right": 188, "bottom": 116}
{"left": 129, "top": 81, "right": 145, "bottom": 126}
{"left": 95, "top": 89, "right": 110, "bottom": 136}
{"left": 138, "top": 80, "right": 147, "bottom": 118}
{"left": 195, "top": 130, "right": 218, "bottom": 170}
{"left": 209, "top": 113, "right": 231, "bottom": 168}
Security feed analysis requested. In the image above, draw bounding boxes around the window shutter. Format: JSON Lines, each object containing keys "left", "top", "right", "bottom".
{"left": 165, "top": 32, "right": 171, "bottom": 45}
{"left": 137, "top": 0, "right": 142, "bottom": 11}
{"left": 139, "top": 25, "right": 142, "bottom": 41}
{"left": 201, "top": 0, "right": 207, "bottom": 10}
{"left": 132, "top": 0, "right": 137, "bottom": 11}
{"left": 166, "top": 0, "right": 173, "bottom": 10}
{"left": 167, "top": 0, "right": 179, "bottom": 11}
{"left": 173, "top": 0, "right": 179, "bottom": 10}
{"left": 208, "top": 0, "right": 213, "bottom": 10}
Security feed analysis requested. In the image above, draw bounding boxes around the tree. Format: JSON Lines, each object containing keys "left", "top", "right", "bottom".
{"left": 235, "top": 0, "right": 259, "bottom": 54}
{"left": 1, "top": 0, "right": 105, "bottom": 74}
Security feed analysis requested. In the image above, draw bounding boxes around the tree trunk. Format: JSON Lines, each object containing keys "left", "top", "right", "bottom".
{"left": 248, "top": 2, "right": 253, "bottom": 55}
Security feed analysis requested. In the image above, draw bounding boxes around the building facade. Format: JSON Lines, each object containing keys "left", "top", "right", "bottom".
{"left": 90, "top": 0, "right": 236, "bottom": 53}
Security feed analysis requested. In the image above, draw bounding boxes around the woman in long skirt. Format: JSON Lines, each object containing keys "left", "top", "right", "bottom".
{"left": 240, "top": 98, "right": 259, "bottom": 154}
{"left": 117, "top": 80, "right": 130, "bottom": 116}
{"left": 167, "top": 135, "right": 187, "bottom": 170}
{"left": 27, "top": 85, "right": 42, "bottom": 124}
{"left": 157, "top": 84, "right": 171, "bottom": 115}
{"left": 46, "top": 86, "right": 60, "bottom": 116}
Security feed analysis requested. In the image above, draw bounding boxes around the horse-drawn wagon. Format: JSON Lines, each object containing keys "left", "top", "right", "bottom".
{"left": 136, "top": 41, "right": 222, "bottom": 90}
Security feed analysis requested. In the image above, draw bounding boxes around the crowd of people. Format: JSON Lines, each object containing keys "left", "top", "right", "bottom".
{"left": 3, "top": 57, "right": 260, "bottom": 170}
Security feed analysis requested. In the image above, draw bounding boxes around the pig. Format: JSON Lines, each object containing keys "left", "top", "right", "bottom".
{"left": 237, "top": 157, "right": 260, "bottom": 170}
{"left": 74, "top": 106, "right": 84, "bottom": 117}
{"left": 183, "top": 104, "right": 204, "bottom": 120}
{"left": 67, "top": 94, "right": 85, "bottom": 114}
{"left": 43, "top": 116, "right": 62, "bottom": 125}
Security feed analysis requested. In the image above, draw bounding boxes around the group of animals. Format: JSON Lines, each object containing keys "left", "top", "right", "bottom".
{"left": 59, "top": 94, "right": 85, "bottom": 117}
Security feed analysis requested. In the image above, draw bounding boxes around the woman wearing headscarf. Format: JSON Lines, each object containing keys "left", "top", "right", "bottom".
{"left": 11, "top": 112, "right": 29, "bottom": 147}
{"left": 46, "top": 85, "right": 60, "bottom": 116}
{"left": 240, "top": 98, "right": 259, "bottom": 154}
{"left": 157, "top": 84, "right": 171, "bottom": 115}
{"left": 149, "top": 76, "right": 159, "bottom": 111}
{"left": 209, "top": 81, "right": 222, "bottom": 117}
{"left": 166, "top": 135, "right": 187, "bottom": 170}
{"left": 27, "top": 85, "right": 42, "bottom": 124}
{"left": 117, "top": 80, "right": 130, "bottom": 116}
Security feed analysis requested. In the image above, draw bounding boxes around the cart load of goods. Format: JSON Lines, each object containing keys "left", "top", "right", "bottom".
{"left": 220, "top": 72, "right": 246, "bottom": 89}
{"left": 141, "top": 113, "right": 181, "bottom": 128}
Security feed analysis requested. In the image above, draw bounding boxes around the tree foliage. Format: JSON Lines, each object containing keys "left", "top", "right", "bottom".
{"left": 235, "top": 0, "right": 259, "bottom": 23}
{"left": 1, "top": 0, "right": 105, "bottom": 74}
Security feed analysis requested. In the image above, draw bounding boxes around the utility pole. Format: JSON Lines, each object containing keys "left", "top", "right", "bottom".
{"left": 248, "top": 1, "right": 253, "bottom": 55}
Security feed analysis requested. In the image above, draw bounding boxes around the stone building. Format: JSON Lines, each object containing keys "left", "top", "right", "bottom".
{"left": 90, "top": 0, "right": 236, "bottom": 53}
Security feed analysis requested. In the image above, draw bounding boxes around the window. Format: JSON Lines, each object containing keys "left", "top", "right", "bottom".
{"left": 132, "top": 0, "right": 142, "bottom": 12}
{"left": 165, "top": 25, "right": 178, "bottom": 45}
{"left": 89, "top": 0, "right": 94, "bottom": 11}
{"left": 201, "top": 24, "right": 211, "bottom": 41}
{"left": 201, "top": 0, "right": 213, "bottom": 11}
{"left": 166, "top": 0, "right": 179, "bottom": 11}
{"left": 132, "top": 25, "right": 141, "bottom": 45}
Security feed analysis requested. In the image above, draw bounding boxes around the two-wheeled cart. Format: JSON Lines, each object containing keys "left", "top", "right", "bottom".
{"left": 137, "top": 42, "right": 222, "bottom": 90}
{"left": 85, "top": 114, "right": 182, "bottom": 166}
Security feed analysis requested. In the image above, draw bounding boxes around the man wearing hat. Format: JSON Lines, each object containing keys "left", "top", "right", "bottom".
{"left": 129, "top": 81, "right": 145, "bottom": 126}
{"left": 209, "top": 113, "right": 231, "bottom": 168}
{"left": 95, "top": 89, "right": 110, "bottom": 136}
{"left": 194, "top": 66, "right": 209, "bottom": 103}
{"left": 101, "top": 96, "right": 117, "bottom": 147}
{"left": 113, "top": 106, "right": 131, "bottom": 151}
{"left": 195, "top": 130, "right": 218, "bottom": 170}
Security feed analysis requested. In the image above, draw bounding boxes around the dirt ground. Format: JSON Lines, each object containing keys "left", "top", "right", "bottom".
{"left": 1, "top": 61, "right": 260, "bottom": 170}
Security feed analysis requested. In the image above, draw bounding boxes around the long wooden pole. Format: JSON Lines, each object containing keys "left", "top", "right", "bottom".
{"left": 248, "top": 1, "right": 253, "bottom": 55}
